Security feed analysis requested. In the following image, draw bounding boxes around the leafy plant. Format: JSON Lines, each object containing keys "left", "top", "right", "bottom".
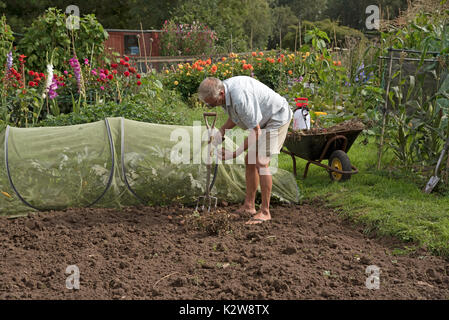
{"left": 17, "top": 8, "right": 108, "bottom": 72}
{"left": 0, "top": 15, "right": 14, "bottom": 69}
{"left": 160, "top": 20, "right": 218, "bottom": 56}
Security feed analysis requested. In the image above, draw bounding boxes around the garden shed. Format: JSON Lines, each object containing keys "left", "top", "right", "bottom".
{"left": 104, "top": 29, "right": 162, "bottom": 58}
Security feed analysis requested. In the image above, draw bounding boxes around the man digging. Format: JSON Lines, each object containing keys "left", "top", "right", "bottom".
{"left": 198, "top": 76, "right": 292, "bottom": 225}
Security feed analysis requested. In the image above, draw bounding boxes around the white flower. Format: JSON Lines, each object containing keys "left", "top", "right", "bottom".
{"left": 43, "top": 63, "right": 54, "bottom": 99}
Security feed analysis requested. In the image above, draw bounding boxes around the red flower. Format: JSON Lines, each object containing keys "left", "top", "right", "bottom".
{"left": 120, "top": 59, "right": 125, "bottom": 65}
{"left": 210, "top": 65, "right": 217, "bottom": 73}
{"left": 112, "top": 70, "right": 117, "bottom": 74}
{"left": 34, "top": 81, "right": 39, "bottom": 86}
{"left": 104, "top": 69, "right": 109, "bottom": 75}
{"left": 124, "top": 71, "right": 130, "bottom": 77}
{"left": 107, "top": 74, "right": 114, "bottom": 80}
{"left": 124, "top": 62, "right": 130, "bottom": 67}
{"left": 124, "top": 56, "right": 130, "bottom": 62}
{"left": 111, "top": 63, "right": 118, "bottom": 69}
{"left": 28, "top": 81, "right": 35, "bottom": 87}
{"left": 39, "top": 73, "right": 44, "bottom": 78}
{"left": 136, "top": 74, "right": 141, "bottom": 79}
{"left": 28, "top": 71, "right": 35, "bottom": 76}
{"left": 35, "top": 77, "right": 41, "bottom": 82}
{"left": 137, "top": 81, "right": 142, "bottom": 86}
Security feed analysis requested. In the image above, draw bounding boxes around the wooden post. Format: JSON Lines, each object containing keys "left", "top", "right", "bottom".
{"left": 230, "top": 33, "right": 233, "bottom": 53}
{"left": 250, "top": 27, "right": 253, "bottom": 51}
{"left": 140, "top": 22, "right": 150, "bottom": 73}
{"left": 294, "top": 23, "right": 298, "bottom": 54}
{"left": 279, "top": 28, "right": 282, "bottom": 51}
{"left": 377, "top": 49, "right": 394, "bottom": 170}
{"left": 299, "top": 20, "right": 302, "bottom": 49}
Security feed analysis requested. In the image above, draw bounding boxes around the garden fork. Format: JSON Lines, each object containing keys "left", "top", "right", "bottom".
{"left": 195, "top": 112, "right": 218, "bottom": 212}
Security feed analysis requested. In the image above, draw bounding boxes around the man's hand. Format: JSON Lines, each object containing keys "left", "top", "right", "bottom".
{"left": 209, "top": 128, "right": 225, "bottom": 147}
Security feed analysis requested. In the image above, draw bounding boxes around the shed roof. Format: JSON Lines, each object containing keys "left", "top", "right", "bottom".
{"left": 105, "top": 29, "right": 163, "bottom": 33}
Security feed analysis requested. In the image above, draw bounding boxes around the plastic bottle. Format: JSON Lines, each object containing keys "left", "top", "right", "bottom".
{"left": 293, "top": 97, "right": 311, "bottom": 130}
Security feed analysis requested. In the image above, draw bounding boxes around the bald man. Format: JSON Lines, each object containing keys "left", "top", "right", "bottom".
{"left": 198, "top": 76, "right": 292, "bottom": 225}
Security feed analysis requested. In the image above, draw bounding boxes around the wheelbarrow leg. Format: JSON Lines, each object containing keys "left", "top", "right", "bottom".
{"left": 282, "top": 148, "right": 297, "bottom": 177}
{"left": 304, "top": 161, "right": 312, "bottom": 179}
{"left": 291, "top": 153, "right": 297, "bottom": 177}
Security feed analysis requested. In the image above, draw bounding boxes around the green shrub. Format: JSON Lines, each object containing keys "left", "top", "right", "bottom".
{"left": 0, "top": 15, "right": 14, "bottom": 68}
{"left": 38, "top": 89, "right": 190, "bottom": 127}
{"left": 282, "top": 19, "right": 366, "bottom": 51}
{"left": 17, "top": 7, "right": 108, "bottom": 72}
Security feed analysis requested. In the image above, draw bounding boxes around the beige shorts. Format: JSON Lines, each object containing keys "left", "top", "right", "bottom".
{"left": 247, "top": 119, "right": 291, "bottom": 161}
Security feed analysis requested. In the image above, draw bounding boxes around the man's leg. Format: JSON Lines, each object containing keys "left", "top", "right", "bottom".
{"left": 237, "top": 154, "right": 258, "bottom": 214}
{"left": 245, "top": 156, "right": 272, "bottom": 224}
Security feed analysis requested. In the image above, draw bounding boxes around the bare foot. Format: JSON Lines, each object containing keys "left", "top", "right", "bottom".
{"left": 245, "top": 211, "right": 271, "bottom": 225}
{"left": 235, "top": 206, "right": 257, "bottom": 215}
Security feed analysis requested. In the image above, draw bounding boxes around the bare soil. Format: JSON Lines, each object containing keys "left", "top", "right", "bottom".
{"left": 290, "top": 119, "right": 366, "bottom": 136}
{"left": 1, "top": 201, "right": 448, "bottom": 300}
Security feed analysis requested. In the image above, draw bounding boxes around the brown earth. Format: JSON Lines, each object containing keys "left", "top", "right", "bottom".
{"left": 290, "top": 119, "right": 366, "bottom": 136}
{"left": 1, "top": 201, "right": 449, "bottom": 300}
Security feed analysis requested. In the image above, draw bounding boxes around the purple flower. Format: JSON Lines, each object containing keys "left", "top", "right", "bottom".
{"left": 6, "top": 51, "right": 12, "bottom": 70}
{"left": 69, "top": 56, "right": 82, "bottom": 91}
{"left": 48, "top": 77, "right": 59, "bottom": 100}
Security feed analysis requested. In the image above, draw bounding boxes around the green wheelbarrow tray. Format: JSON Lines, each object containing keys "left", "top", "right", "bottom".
{"left": 282, "top": 128, "right": 363, "bottom": 182}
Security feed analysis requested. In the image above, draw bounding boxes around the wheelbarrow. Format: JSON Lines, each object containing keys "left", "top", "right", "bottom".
{"left": 281, "top": 128, "right": 363, "bottom": 182}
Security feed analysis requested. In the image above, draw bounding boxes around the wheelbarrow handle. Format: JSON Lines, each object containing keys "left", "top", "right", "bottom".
{"left": 203, "top": 112, "right": 217, "bottom": 130}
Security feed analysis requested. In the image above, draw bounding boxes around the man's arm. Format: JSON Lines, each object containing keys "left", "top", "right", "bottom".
{"left": 219, "top": 117, "right": 236, "bottom": 136}
{"left": 220, "top": 125, "right": 261, "bottom": 160}
{"left": 234, "top": 125, "right": 261, "bottom": 158}
{"left": 212, "top": 117, "right": 236, "bottom": 145}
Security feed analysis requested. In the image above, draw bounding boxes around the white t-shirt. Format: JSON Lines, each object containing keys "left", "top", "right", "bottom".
{"left": 222, "top": 76, "right": 292, "bottom": 130}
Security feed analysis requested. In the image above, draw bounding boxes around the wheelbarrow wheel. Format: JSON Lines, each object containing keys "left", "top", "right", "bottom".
{"left": 328, "top": 150, "right": 352, "bottom": 182}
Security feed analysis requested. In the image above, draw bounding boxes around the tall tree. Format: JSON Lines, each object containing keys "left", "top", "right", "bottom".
{"left": 269, "top": 5, "right": 299, "bottom": 49}
{"left": 276, "top": 0, "right": 328, "bottom": 21}
{"left": 325, "top": 0, "right": 408, "bottom": 30}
